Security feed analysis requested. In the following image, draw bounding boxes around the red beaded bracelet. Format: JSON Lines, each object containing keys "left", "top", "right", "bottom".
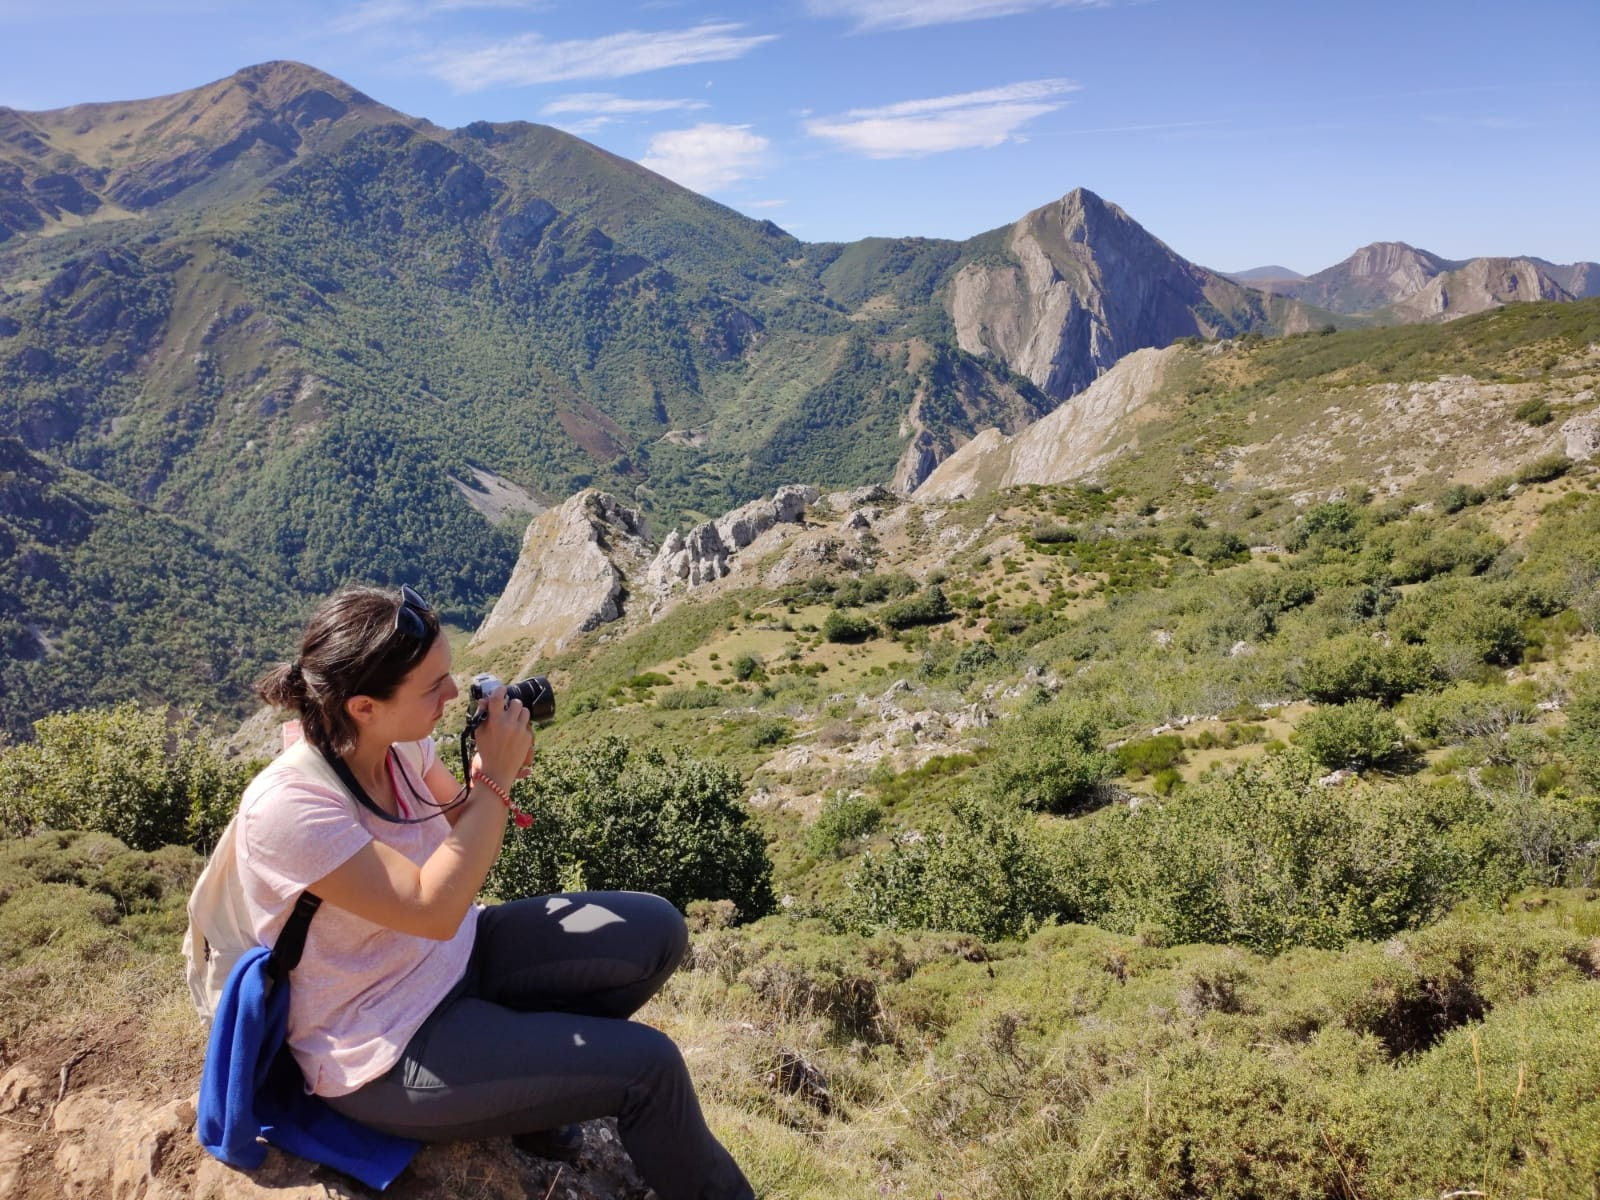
{"left": 471, "top": 767, "right": 533, "bottom": 828}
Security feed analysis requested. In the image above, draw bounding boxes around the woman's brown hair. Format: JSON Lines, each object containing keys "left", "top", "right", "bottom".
{"left": 255, "top": 586, "right": 441, "bottom": 758}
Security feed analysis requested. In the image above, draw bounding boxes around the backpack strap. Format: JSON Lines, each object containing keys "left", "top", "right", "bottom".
{"left": 266, "top": 891, "right": 322, "bottom": 984}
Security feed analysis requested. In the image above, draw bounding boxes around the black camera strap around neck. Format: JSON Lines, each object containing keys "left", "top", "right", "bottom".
{"left": 321, "top": 746, "right": 453, "bottom": 825}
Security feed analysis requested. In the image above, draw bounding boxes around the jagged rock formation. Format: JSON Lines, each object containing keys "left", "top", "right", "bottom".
{"left": 947, "top": 189, "right": 1314, "bottom": 400}
{"left": 914, "top": 346, "right": 1179, "bottom": 499}
{"left": 471, "top": 489, "right": 653, "bottom": 658}
{"left": 1251, "top": 240, "right": 1600, "bottom": 319}
{"left": 646, "top": 485, "right": 818, "bottom": 600}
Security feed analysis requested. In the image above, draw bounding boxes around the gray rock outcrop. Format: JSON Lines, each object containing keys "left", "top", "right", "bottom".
{"left": 647, "top": 485, "right": 817, "bottom": 598}
{"left": 1562, "top": 399, "right": 1600, "bottom": 461}
{"left": 471, "top": 489, "right": 653, "bottom": 657}
{"left": 915, "top": 345, "right": 1178, "bottom": 499}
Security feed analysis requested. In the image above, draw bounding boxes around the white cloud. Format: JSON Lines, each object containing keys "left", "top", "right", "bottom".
{"left": 805, "top": 79, "right": 1077, "bottom": 158}
{"left": 420, "top": 22, "right": 776, "bottom": 91}
{"left": 638, "top": 123, "right": 769, "bottom": 193}
{"left": 539, "top": 91, "right": 708, "bottom": 134}
{"left": 806, "top": 0, "right": 1105, "bottom": 32}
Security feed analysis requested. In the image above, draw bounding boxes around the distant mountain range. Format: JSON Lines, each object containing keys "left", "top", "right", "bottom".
{"left": 1, "top": 61, "right": 1594, "bottom": 732}
{"left": 1227, "top": 242, "right": 1599, "bottom": 320}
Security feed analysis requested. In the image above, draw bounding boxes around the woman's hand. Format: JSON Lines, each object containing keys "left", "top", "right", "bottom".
{"left": 472, "top": 688, "right": 533, "bottom": 787}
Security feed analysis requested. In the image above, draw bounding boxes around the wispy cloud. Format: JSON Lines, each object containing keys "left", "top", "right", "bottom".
{"left": 806, "top": 0, "right": 1105, "bottom": 32}
{"left": 420, "top": 22, "right": 775, "bottom": 91}
{"left": 804, "top": 79, "right": 1077, "bottom": 158}
{"left": 1423, "top": 114, "right": 1536, "bottom": 131}
{"left": 330, "top": 0, "right": 546, "bottom": 36}
{"left": 638, "top": 123, "right": 769, "bottom": 193}
{"left": 538, "top": 91, "right": 708, "bottom": 134}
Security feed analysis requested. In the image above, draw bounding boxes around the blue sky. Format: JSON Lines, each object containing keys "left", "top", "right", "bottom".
{"left": 0, "top": 0, "right": 1595, "bottom": 273}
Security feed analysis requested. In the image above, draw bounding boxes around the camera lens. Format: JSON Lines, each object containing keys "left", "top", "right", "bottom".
{"left": 505, "top": 676, "right": 556, "bottom": 723}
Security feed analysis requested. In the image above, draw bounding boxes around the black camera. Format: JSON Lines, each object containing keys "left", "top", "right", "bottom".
{"left": 467, "top": 673, "right": 556, "bottom": 729}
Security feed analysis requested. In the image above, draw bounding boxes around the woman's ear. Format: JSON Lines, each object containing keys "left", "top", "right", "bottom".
{"left": 345, "top": 694, "right": 378, "bottom": 729}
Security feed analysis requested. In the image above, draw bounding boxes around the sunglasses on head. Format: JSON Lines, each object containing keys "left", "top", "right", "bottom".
{"left": 394, "top": 584, "right": 433, "bottom": 640}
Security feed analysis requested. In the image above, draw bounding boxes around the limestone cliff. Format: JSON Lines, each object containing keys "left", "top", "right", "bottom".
{"left": 948, "top": 189, "right": 1307, "bottom": 401}
{"left": 1260, "top": 241, "right": 1596, "bottom": 318}
{"left": 470, "top": 489, "right": 653, "bottom": 658}
{"left": 914, "top": 346, "right": 1178, "bottom": 499}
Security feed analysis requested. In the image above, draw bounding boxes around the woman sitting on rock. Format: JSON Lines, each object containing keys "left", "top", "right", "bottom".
{"left": 242, "top": 584, "right": 753, "bottom": 1200}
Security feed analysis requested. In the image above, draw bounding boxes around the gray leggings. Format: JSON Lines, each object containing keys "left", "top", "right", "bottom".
{"left": 325, "top": 892, "right": 753, "bottom": 1200}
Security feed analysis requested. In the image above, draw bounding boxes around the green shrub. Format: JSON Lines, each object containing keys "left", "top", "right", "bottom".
{"left": 0, "top": 703, "right": 256, "bottom": 851}
{"left": 987, "top": 701, "right": 1116, "bottom": 812}
{"left": 487, "top": 736, "right": 775, "bottom": 920}
{"left": 1299, "top": 634, "right": 1436, "bottom": 705}
{"left": 1293, "top": 700, "right": 1403, "bottom": 769}
{"left": 1377, "top": 520, "right": 1503, "bottom": 584}
{"left": 730, "top": 652, "right": 766, "bottom": 682}
{"left": 805, "top": 791, "right": 883, "bottom": 859}
{"left": 656, "top": 685, "right": 725, "bottom": 710}
{"left": 823, "top": 610, "right": 878, "bottom": 643}
{"left": 1351, "top": 982, "right": 1600, "bottom": 1196}
{"left": 744, "top": 718, "right": 790, "bottom": 749}
{"left": 1514, "top": 396, "right": 1553, "bottom": 426}
{"left": 1116, "top": 734, "right": 1186, "bottom": 778}
{"left": 1514, "top": 453, "right": 1571, "bottom": 485}
{"left": 880, "top": 585, "right": 952, "bottom": 630}
{"left": 1563, "top": 683, "right": 1600, "bottom": 793}
{"left": 1438, "top": 482, "right": 1486, "bottom": 514}
{"left": 844, "top": 793, "right": 1056, "bottom": 940}
{"left": 0, "top": 882, "right": 120, "bottom": 963}
{"left": 1051, "top": 754, "right": 1521, "bottom": 952}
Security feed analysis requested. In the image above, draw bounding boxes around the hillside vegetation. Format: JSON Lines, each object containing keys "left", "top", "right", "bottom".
{"left": 6, "top": 297, "right": 1600, "bottom": 1195}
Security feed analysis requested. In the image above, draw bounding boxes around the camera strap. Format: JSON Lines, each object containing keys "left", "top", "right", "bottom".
{"left": 320, "top": 747, "right": 462, "bottom": 825}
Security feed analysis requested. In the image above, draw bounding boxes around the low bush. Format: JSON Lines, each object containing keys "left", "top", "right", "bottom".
{"left": 488, "top": 736, "right": 775, "bottom": 920}
{"left": 823, "top": 610, "right": 878, "bottom": 643}
{"left": 657, "top": 685, "right": 726, "bottom": 710}
{"left": 1050, "top": 753, "right": 1534, "bottom": 952}
{"left": 844, "top": 793, "right": 1057, "bottom": 940}
{"left": 1293, "top": 700, "right": 1404, "bottom": 769}
{"left": 1116, "top": 734, "right": 1185, "bottom": 778}
{"left": 880, "top": 585, "right": 952, "bottom": 630}
{"left": 804, "top": 791, "right": 883, "bottom": 859}
{"left": 1299, "top": 633, "right": 1435, "bottom": 705}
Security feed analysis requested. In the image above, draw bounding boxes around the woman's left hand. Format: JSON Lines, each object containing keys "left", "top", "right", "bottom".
{"left": 515, "top": 739, "right": 536, "bottom": 780}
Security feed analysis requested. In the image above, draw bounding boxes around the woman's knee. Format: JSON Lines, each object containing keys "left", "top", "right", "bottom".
{"left": 601, "top": 891, "right": 687, "bottom": 975}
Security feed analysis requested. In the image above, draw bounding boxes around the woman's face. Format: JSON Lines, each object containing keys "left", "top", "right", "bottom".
{"left": 369, "top": 635, "right": 459, "bottom": 743}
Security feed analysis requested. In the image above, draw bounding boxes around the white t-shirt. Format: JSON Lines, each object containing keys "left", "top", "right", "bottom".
{"left": 236, "top": 736, "right": 477, "bottom": 1097}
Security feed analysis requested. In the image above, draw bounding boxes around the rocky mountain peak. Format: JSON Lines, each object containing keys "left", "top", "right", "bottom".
{"left": 1341, "top": 241, "right": 1454, "bottom": 279}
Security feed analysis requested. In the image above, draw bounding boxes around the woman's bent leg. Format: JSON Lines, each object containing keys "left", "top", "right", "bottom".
{"left": 325, "top": 996, "right": 752, "bottom": 1200}
{"left": 468, "top": 891, "right": 688, "bottom": 1019}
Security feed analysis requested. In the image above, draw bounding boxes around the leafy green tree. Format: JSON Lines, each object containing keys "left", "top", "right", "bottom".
{"left": 0, "top": 703, "right": 254, "bottom": 851}
{"left": 988, "top": 701, "right": 1116, "bottom": 812}
{"left": 488, "top": 735, "right": 774, "bottom": 920}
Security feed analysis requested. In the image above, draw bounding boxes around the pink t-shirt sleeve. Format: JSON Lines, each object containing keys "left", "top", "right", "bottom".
{"left": 238, "top": 772, "right": 372, "bottom": 903}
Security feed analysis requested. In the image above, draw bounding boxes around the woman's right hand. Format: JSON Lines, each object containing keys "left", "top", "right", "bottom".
{"left": 471, "top": 689, "right": 533, "bottom": 787}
